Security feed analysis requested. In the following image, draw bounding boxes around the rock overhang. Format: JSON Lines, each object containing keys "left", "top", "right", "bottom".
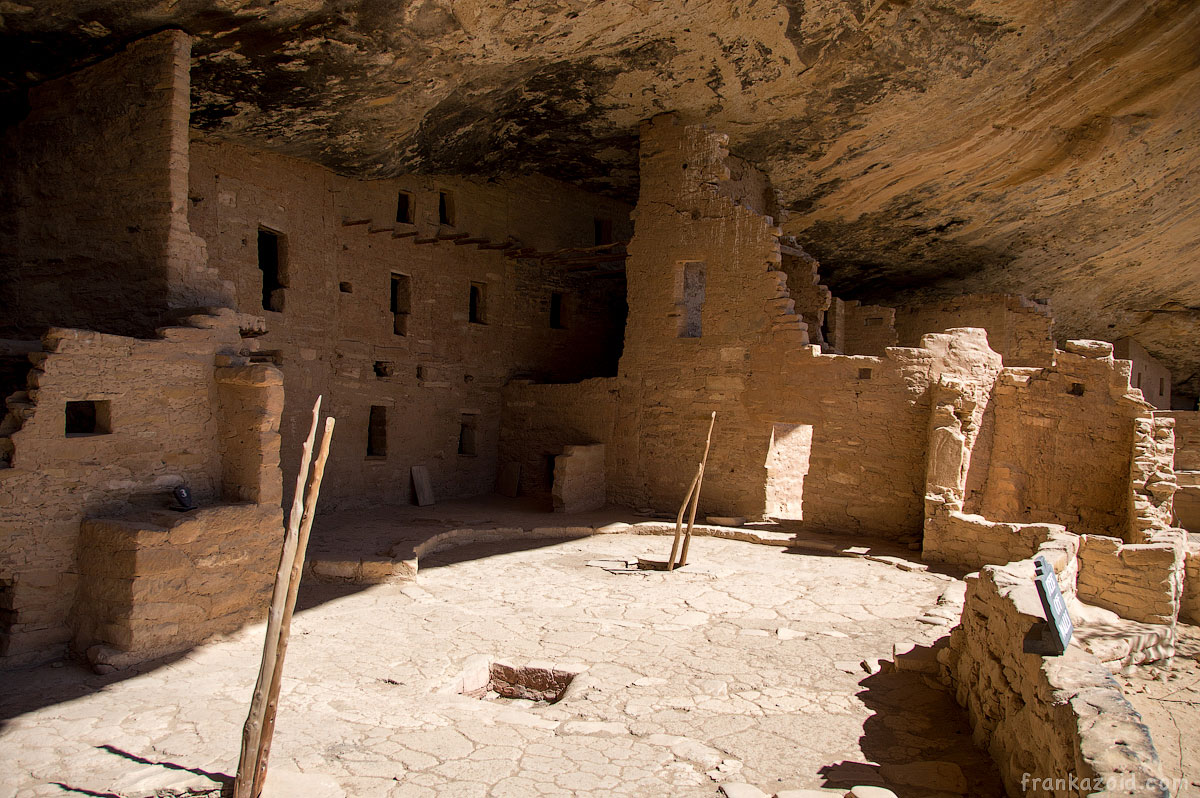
{"left": 1, "top": 0, "right": 1197, "bottom": 398}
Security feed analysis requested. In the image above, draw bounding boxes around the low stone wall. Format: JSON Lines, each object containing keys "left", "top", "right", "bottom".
{"left": 1076, "top": 533, "right": 1185, "bottom": 625}
{"left": 922, "top": 501, "right": 1075, "bottom": 578}
{"left": 940, "top": 555, "right": 1168, "bottom": 797}
{"left": 1183, "top": 541, "right": 1200, "bottom": 625}
{"left": 75, "top": 503, "right": 282, "bottom": 666}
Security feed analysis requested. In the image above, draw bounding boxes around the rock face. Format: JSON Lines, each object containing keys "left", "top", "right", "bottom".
{"left": 1, "top": 0, "right": 1197, "bottom": 394}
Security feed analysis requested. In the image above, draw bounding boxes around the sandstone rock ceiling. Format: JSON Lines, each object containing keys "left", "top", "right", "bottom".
{"left": 2, "top": 0, "right": 1198, "bottom": 396}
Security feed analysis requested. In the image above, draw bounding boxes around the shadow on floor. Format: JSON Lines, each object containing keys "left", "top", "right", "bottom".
{"left": 48, "top": 743, "right": 229, "bottom": 797}
{"left": 417, "top": 535, "right": 592, "bottom": 570}
{"left": 819, "top": 668, "right": 1004, "bottom": 798}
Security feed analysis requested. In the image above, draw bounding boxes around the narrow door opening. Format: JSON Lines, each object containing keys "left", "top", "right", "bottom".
{"left": 677, "top": 261, "right": 705, "bottom": 338}
{"left": 391, "top": 273, "right": 411, "bottom": 336}
{"left": 549, "top": 292, "right": 565, "bottom": 329}
{"left": 469, "top": 282, "right": 487, "bottom": 325}
{"left": 258, "top": 229, "right": 286, "bottom": 312}
{"left": 367, "top": 406, "right": 387, "bottom": 458}
{"left": 439, "top": 191, "right": 455, "bottom": 226}
{"left": 764, "top": 423, "right": 813, "bottom": 520}
{"left": 396, "top": 191, "right": 414, "bottom": 224}
{"left": 593, "top": 217, "right": 613, "bottom": 246}
{"left": 459, "top": 414, "right": 479, "bottom": 456}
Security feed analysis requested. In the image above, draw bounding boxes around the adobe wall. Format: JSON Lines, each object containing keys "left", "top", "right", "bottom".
{"left": 968, "top": 343, "right": 1148, "bottom": 538}
{"left": 500, "top": 118, "right": 1020, "bottom": 538}
{"left": 841, "top": 301, "right": 899, "bottom": 356}
{"left": 0, "top": 313, "right": 284, "bottom": 667}
{"left": 1115, "top": 337, "right": 1172, "bottom": 410}
{"left": 895, "top": 294, "right": 1055, "bottom": 368}
{"left": 1076, "top": 533, "right": 1185, "bottom": 626}
{"left": 0, "top": 30, "right": 226, "bottom": 341}
{"left": 75, "top": 503, "right": 281, "bottom": 667}
{"left": 1159, "top": 410, "right": 1199, "bottom": 533}
{"left": 940, "top": 555, "right": 1168, "bottom": 798}
{"left": 188, "top": 138, "right": 631, "bottom": 508}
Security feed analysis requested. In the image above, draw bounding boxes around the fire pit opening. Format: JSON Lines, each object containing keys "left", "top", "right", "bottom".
{"left": 450, "top": 656, "right": 584, "bottom": 705}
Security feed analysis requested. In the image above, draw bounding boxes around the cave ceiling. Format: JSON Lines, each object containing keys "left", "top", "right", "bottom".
{"left": 2, "top": 0, "right": 1198, "bottom": 395}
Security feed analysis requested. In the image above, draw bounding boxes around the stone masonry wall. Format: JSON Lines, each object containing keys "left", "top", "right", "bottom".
{"left": 941, "top": 555, "right": 1168, "bottom": 798}
{"left": 969, "top": 342, "right": 1148, "bottom": 538}
{"left": 0, "top": 30, "right": 226, "bottom": 341}
{"left": 1184, "top": 541, "right": 1200, "bottom": 624}
{"left": 895, "top": 294, "right": 1055, "bottom": 368}
{"left": 842, "top": 301, "right": 899, "bottom": 356}
{"left": 189, "top": 138, "right": 631, "bottom": 508}
{"left": 1076, "top": 533, "right": 1185, "bottom": 626}
{"left": 499, "top": 118, "right": 1027, "bottom": 538}
{"left": 1160, "top": 410, "right": 1200, "bottom": 533}
{"left": 924, "top": 502, "right": 1073, "bottom": 576}
{"left": 75, "top": 503, "right": 282, "bottom": 665}
{"left": 1115, "top": 337, "right": 1172, "bottom": 410}
{"left": 0, "top": 312, "right": 282, "bottom": 666}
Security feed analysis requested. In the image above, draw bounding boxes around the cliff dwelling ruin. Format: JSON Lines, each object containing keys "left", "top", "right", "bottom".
{"left": 1, "top": 2, "right": 1199, "bottom": 797}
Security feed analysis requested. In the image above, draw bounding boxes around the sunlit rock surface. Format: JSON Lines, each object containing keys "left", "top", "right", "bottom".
{"left": 1, "top": 0, "right": 1196, "bottom": 394}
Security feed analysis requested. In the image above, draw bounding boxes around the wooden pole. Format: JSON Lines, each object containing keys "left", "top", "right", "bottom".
{"left": 667, "top": 464, "right": 702, "bottom": 571}
{"left": 678, "top": 412, "right": 716, "bottom": 568}
{"left": 249, "top": 416, "right": 336, "bottom": 798}
{"left": 233, "top": 397, "right": 322, "bottom": 798}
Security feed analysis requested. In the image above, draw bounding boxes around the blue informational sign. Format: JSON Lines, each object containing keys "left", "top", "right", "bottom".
{"left": 1033, "top": 555, "right": 1073, "bottom": 655}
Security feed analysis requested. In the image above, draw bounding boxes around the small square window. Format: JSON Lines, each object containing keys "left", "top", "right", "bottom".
{"left": 857, "top": 368, "right": 872, "bottom": 380}
{"left": 65, "top": 400, "right": 111, "bottom": 436}
{"left": 374, "top": 361, "right": 395, "bottom": 379}
{"left": 1068, "top": 383, "right": 1085, "bottom": 396}
{"left": 339, "top": 281, "right": 353, "bottom": 293}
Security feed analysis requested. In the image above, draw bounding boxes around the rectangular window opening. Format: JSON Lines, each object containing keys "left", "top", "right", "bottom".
{"left": 1068, "top": 383, "right": 1086, "bottom": 396}
{"left": 677, "top": 261, "right": 705, "bottom": 338}
{"left": 391, "top": 273, "right": 411, "bottom": 336}
{"left": 864, "top": 317, "right": 883, "bottom": 327}
{"left": 438, "top": 191, "right": 455, "bottom": 226}
{"left": 396, "top": 191, "right": 414, "bottom": 224}
{"left": 549, "top": 292, "right": 565, "bottom": 329}
{"left": 339, "top": 281, "right": 353, "bottom": 293}
{"left": 857, "top": 368, "right": 872, "bottom": 380}
{"left": 469, "top": 282, "right": 487, "bottom": 325}
{"left": 1159, "top": 377, "right": 1165, "bottom": 397}
{"left": 367, "top": 405, "right": 388, "bottom": 458}
{"left": 65, "top": 400, "right": 111, "bottom": 437}
{"left": 593, "top": 217, "right": 613, "bottom": 246}
{"left": 258, "top": 228, "right": 286, "bottom": 312}
{"left": 374, "top": 361, "right": 394, "bottom": 379}
{"left": 458, "top": 414, "right": 479, "bottom": 456}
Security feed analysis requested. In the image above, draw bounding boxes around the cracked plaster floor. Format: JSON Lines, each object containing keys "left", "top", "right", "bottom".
{"left": 1, "top": 533, "right": 1003, "bottom": 798}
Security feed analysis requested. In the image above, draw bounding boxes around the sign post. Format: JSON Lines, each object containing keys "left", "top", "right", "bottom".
{"left": 1025, "top": 554, "right": 1074, "bottom": 656}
